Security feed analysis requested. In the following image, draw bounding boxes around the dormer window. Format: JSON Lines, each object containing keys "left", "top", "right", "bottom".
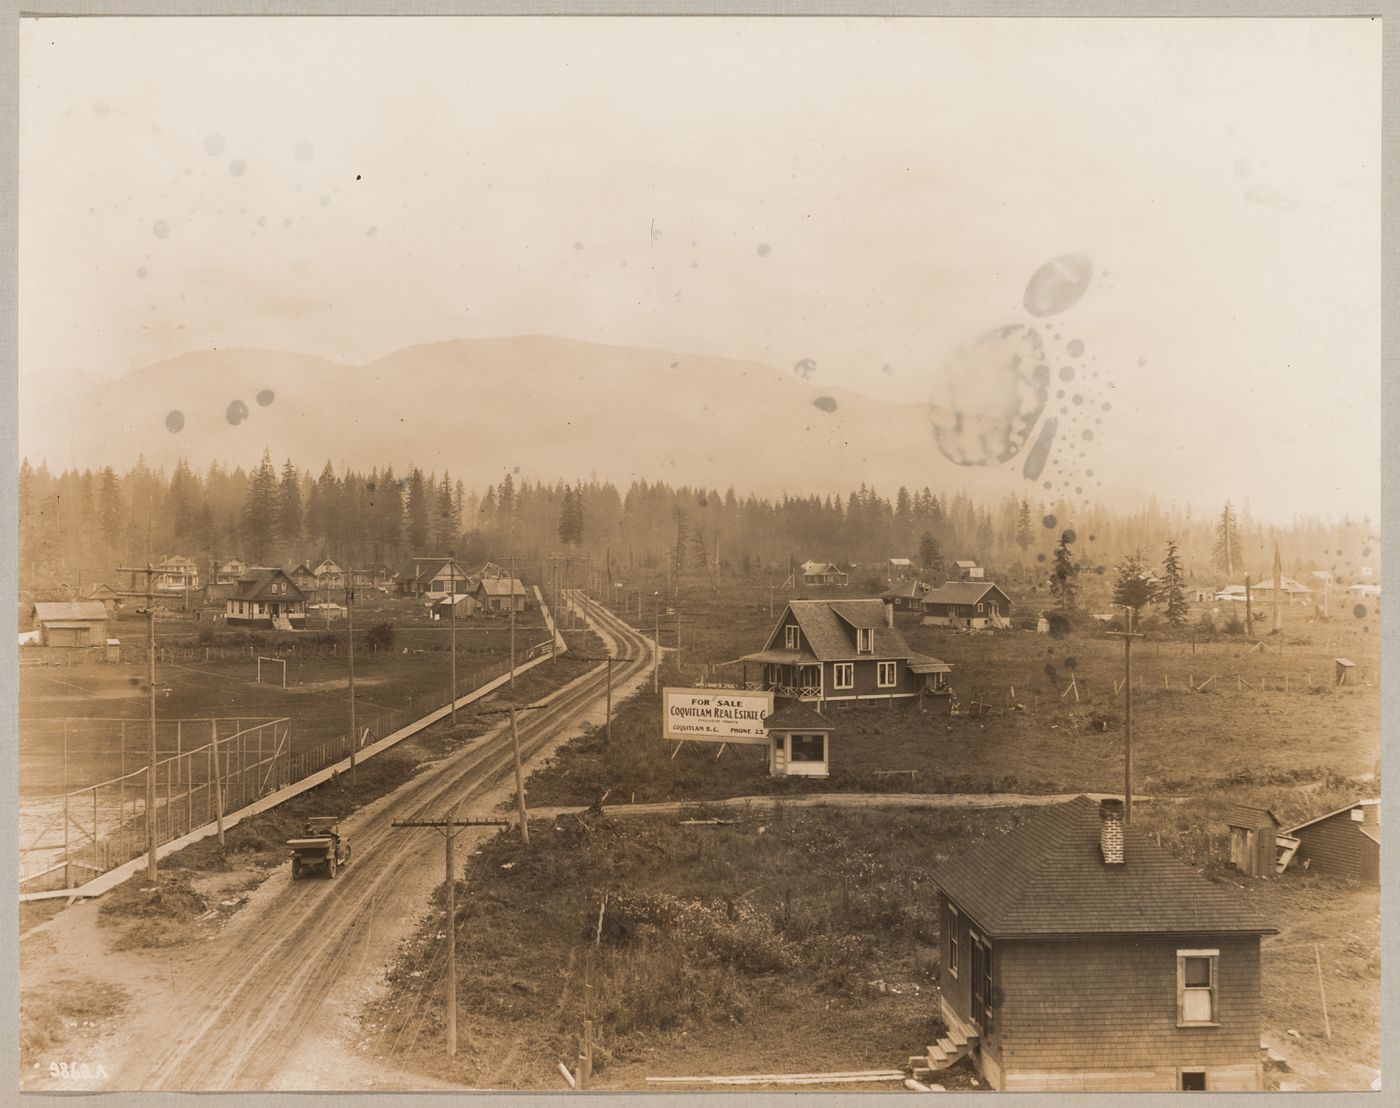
{"left": 858, "top": 627, "right": 874, "bottom": 653}
{"left": 784, "top": 625, "right": 800, "bottom": 650}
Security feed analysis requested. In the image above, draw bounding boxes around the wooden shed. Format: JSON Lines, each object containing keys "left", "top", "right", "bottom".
{"left": 31, "top": 601, "right": 109, "bottom": 648}
{"left": 764, "top": 698, "right": 834, "bottom": 778}
{"left": 1283, "top": 800, "right": 1380, "bottom": 883}
{"left": 1224, "top": 806, "right": 1281, "bottom": 877}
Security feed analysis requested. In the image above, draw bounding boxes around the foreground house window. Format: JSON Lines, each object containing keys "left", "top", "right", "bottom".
{"left": 833, "top": 663, "right": 854, "bottom": 690}
{"left": 785, "top": 625, "right": 799, "bottom": 650}
{"left": 947, "top": 904, "right": 960, "bottom": 978}
{"left": 878, "top": 661, "right": 897, "bottom": 687}
{"left": 857, "top": 627, "right": 874, "bottom": 653}
{"left": 1180, "top": 1070, "right": 1207, "bottom": 1091}
{"left": 1177, "top": 950, "right": 1218, "bottom": 1025}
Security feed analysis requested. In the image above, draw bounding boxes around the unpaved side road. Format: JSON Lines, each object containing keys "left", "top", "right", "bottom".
{"left": 21, "top": 598, "right": 653, "bottom": 1093}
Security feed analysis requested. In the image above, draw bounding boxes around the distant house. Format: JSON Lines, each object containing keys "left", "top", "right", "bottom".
{"left": 225, "top": 568, "right": 307, "bottom": 629}
{"left": 474, "top": 576, "right": 528, "bottom": 613}
{"left": 368, "top": 564, "right": 397, "bottom": 587}
{"left": 739, "top": 598, "right": 951, "bottom": 704}
{"left": 800, "top": 560, "right": 849, "bottom": 588}
{"left": 1283, "top": 799, "right": 1380, "bottom": 883}
{"left": 31, "top": 601, "right": 109, "bottom": 647}
{"left": 953, "top": 560, "right": 985, "bottom": 581}
{"left": 929, "top": 796, "right": 1276, "bottom": 1092}
{"left": 1215, "top": 577, "right": 1312, "bottom": 605}
{"left": 397, "top": 556, "right": 471, "bottom": 598}
{"left": 313, "top": 558, "right": 347, "bottom": 592}
{"left": 213, "top": 558, "right": 247, "bottom": 586}
{"left": 921, "top": 583, "right": 1013, "bottom": 629}
{"left": 153, "top": 555, "right": 201, "bottom": 592}
{"left": 880, "top": 580, "right": 930, "bottom": 613}
{"left": 285, "top": 562, "right": 318, "bottom": 594}
{"left": 887, "top": 557, "right": 915, "bottom": 581}
{"left": 82, "top": 582, "right": 126, "bottom": 615}
{"left": 476, "top": 560, "right": 508, "bottom": 580}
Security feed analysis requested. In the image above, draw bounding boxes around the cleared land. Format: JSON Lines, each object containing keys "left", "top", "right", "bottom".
{"left": 365, "top": 799, "right": 1379, "bottom": 1091}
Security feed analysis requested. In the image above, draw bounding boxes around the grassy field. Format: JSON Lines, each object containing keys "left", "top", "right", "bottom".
{"left": 539, "top": 582, "right": 1379, "bottom": 802}
{"left": 19, "top": 596, "right": 561, "bottom": 796}
{"left": 362, "top": 799, "right": 1379, "bottom": 1091}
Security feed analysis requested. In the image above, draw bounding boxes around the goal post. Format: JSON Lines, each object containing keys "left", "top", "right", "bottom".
{"left": 257, "top": 656, "right": 287, "bottom": 689}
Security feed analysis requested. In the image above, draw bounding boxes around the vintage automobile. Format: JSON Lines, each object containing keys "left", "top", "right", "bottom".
{"left": 287, "top": 816, "right": 351, "bottom": 879}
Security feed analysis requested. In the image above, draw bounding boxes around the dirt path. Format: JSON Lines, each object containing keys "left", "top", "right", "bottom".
{"left": 20, "top": 597, "right": 653, "bottom": 1092}
{"left": 530, "top": 790, "right": 1172, "bottom": 821}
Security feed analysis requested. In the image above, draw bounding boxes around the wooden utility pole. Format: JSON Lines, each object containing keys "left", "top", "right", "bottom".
{"left": 654, "top": 599, "right": 661, "bottom": 694}
{"left": 346, "top": 571, "right": 358, "bottom": 787}
{"left": 508, "top": 706, "right": 530, "bottom": 846}
{"left": 116, "top": 564, "right": 161, "bottom": 879}
{"left": 1244, "top": 573, "right": 1254, "bottom": 638}
{"left": 391, "top": 812, "right": 511, "bottom": 1060}
{"left": 1271, "top": 541, "right": 1283, "bottom": 636}
{"left": 448, "top": 556, "right": 458, "bottom": 723}
{"left": 606, "top": 656, "right": 613, "bottom": 743}
{"left": 509, "top": 555, "right": 517, "bottom": 696}
{"left": 1106, "top": 607, "right": 1144, "bottom": 825}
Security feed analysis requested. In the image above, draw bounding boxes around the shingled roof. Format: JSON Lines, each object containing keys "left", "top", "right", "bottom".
{"left": 932, "top": 796, "right": 1276, "bottom": 938}
{"left": 231, "top": 568, "right": 306, "bottom": 603}
{"left": 921, "top": 582, "right": 1009, "bottom": 606}
{"left": 764, "top": 698, "right": 833, "bottom": 732}
{"left": 33, "top": 601, "right": 108, "bottom": 623}
{"left": 785, "top": 599, "right": 912, "bottom": 661}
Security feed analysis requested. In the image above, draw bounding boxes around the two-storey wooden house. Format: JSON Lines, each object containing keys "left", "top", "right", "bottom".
{"left": 921, "top": 582, "right": 1013, "bottom": 629}
{"left": 740, "top": 598, "right": 951, "bottom": 705}
{"left": 225, "top": 568, "right": 307, "bottom": 629}
{"left": 927, "top": 796, "right": 1276, "bottom": 1092}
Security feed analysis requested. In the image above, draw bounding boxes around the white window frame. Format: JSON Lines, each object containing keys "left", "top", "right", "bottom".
{"left": 947, "top": 904, "right": 960, "bottom": 978}
{"left": 878, "top": 661, "right": 897, "bottom": 687}
{"left": 833, "top": 663, "right": 854, "bottom": 690}
{"left": 857, "top": 627, "right": 874, "bottom": 653}
{"left": 1177, "top": 949, "right": 1219, "bottom": 1027}
{"left": 976, "top": 602, "right": 983, "bottom": 613}
{"left": 785, "top": 625, "right": 800, "bottom": 650}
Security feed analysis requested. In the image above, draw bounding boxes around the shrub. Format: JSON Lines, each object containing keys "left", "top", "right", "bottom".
{"left": 366, "top": 622, "right": 395, "bottom": 651}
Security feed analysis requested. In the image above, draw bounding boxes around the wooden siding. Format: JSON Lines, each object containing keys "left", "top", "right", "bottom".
{"left": 992, "top": 935, "right": 1263, "bottom": 1082}
{"left": 1293, "top": 811, "right": 1380, "bottom": 882}
{"left": 1002, "top": 1062, "right": 1261, "bottom": 1093}
{"left": 821, "top": 658, "right": 918, "bottom": 699}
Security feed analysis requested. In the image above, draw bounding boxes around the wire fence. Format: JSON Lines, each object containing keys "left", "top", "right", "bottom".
{"left": 19, "top": 632, "right": 558, "bottom": 892}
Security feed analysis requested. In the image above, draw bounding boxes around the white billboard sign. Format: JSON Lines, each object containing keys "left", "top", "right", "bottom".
{"left": 663, "top": 686, "right": 774, "bottom": 744}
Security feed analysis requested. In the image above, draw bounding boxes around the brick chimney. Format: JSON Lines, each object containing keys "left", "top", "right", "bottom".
{"left": 1099, "top": 798, "right": 1125, "bottom": 864}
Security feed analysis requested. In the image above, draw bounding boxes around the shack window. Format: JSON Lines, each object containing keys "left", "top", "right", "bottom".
{"left": 789, "top": 734, "right": 825, "bottom": 762}
{"left": 785, "top": 625, "right": 800, "bottom": 650}
{"left": 976, "top": 602, "right": 983, "bottom": 612}
{"left": 1177, "top": 950, "right": 1219, "bottom": 1025}
{"left": 833, "top": 663, "right": 854, "bottom": 690}
{"left": 1180, "top": 1071, "right": 1207, "bottom": 1091}
{"left": 878, "top": 661, "right": 897, "bottom": 687}
{"left": 946, "top": 904, "right": 960, "bottom": 978}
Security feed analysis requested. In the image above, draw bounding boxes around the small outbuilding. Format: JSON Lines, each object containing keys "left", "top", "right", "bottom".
{"left": 1224, "top": 806, "right": 1283, "bottom": 877}
{"left": 1282, "top": 799, "right": 1380, "bottom": 883}
{"left": 474, "top": 576, "right": 528, "bottom": 613}
{"left": 953, "top": 560, "right": 985, "bottom": 580}
{"left": 765, "top": 698, "right": 833, "bottom": 778}
{"left": 880, "top": 579, "right": 930, "bottom": 613}
{"left": 31, "top": 601, "right": 109, "bottom": 647}
{"left": 432, "top": 593, "right": 477, "bottom": 620}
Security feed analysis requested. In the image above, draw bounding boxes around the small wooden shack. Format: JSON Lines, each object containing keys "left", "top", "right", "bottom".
{"left": 31, "top": 601, "right": 109, "bottom": 647}
{"left": 1224, "top": 806, "right": 1281, "bottom": 877}
{"left": 764, "top": 698, "right": 833, "bottom": 778}
{"left": 1283, "top": 800, "right": 1380, "bottom": 883}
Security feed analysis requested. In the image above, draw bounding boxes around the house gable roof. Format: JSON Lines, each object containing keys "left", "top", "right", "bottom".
{"left": 921, "top": 582, "right": 1011, "bottom": 607}
{"left": 1225, "top": 805, "right": 1280, "bottom": 830}
{"left": 932, "top": 796, "right": 1276, "bottom": 938}
{"left": 762, "top": 599, "right": 919, "bottom": 662}
{"left": 476, "top": 577, "right": 527, "bottom": 597}
{"left": 232, "top": 568, "right": 306, "bottom": 603}
{"left": 881, "top": 581, "right": 929, "bottom": 600}
{"left": 33, "top": 601, "right": 108, "bottom": 623}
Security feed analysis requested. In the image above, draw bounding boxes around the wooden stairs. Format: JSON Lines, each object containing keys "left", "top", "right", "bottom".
{"left": 907, "top": 1028, "right": 976, "bottom": 1079}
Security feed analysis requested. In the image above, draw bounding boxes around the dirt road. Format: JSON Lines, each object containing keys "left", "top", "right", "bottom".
{"left": 28, "top": 596, "right": 653, "bottom": 1092}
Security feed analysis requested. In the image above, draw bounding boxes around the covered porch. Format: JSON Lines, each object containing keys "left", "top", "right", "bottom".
{"left": 909, "top": 654, "right": 953, "bottom": 695}
{"left": 738, "top": 648, "right": 823, "bottom": 701}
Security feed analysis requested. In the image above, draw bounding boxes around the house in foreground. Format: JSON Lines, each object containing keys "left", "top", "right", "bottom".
{"left": 739, "top": 598, "right": 951, "bottom": 705}
{"left": 927, "top": 796, "right": 1276, "bottom": 1092}
{"left": 921, "top": 582, "right": 1013, "bottom": 629}
{"left": 1282, "top": 799, "right": 1380, "bottom": 883}
{"left": 225, "top": 568, "right": 307, "bottom": 629}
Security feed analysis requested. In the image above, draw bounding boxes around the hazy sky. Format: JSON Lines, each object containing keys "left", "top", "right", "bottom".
{"left": 19, "top": 16, "right": 1381, "bottom": 521}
